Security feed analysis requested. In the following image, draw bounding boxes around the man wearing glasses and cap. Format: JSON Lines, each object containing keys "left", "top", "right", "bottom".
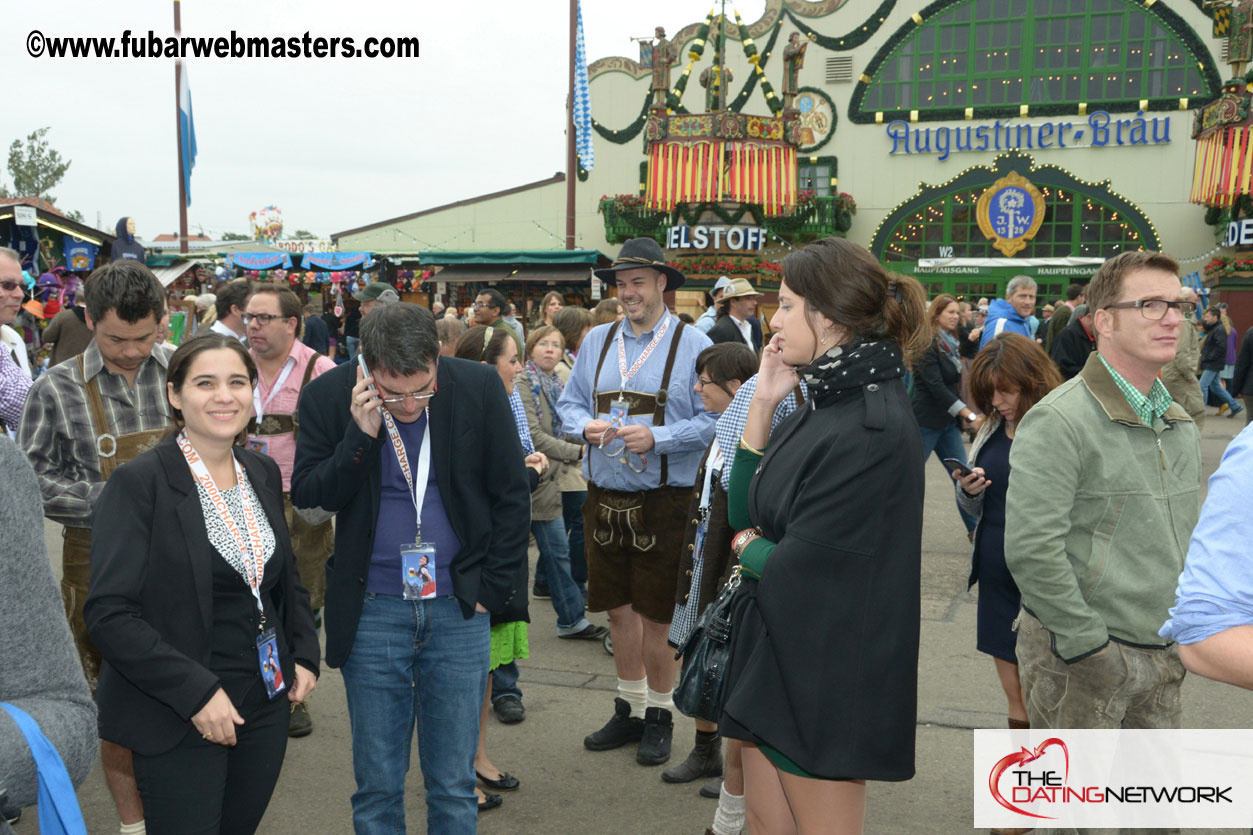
{"left": 695, "top": 275, "right": 734, "bottom": 334}
{"left": 558, "top": 237, "right": 715, "bottom": 768}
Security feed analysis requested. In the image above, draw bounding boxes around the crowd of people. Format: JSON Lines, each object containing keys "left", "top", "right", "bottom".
{"left": 1, "top": 236, "right": 1253, "bottom": 835}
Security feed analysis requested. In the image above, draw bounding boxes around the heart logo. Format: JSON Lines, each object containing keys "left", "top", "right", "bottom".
{"left": 988, "top": 737, "right": 1070, "bottom": 820}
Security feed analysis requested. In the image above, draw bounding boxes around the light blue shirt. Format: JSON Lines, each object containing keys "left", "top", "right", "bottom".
{"left": 1160, "top": 423, "right": 1253, "bottom": 645}
{"left": 695, "top": 306, "right": 717, "bottom": 333}
{"left": 557, "top": 313, "right": 715, "bottom": 490}
{"left": 714, "top": 374, "right": 808, "bottom": 492}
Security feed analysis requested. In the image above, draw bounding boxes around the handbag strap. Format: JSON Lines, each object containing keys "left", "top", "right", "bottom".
{"left": 0, "top": 703, "right": 88, "bottom": 835}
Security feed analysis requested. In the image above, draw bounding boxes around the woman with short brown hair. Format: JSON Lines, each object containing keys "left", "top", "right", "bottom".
{"left": 955, "top": 332, "right": 1062, "bottom": 741}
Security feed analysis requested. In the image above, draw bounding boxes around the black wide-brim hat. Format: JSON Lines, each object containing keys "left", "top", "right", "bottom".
{"left": 593, "top": 237, "right": 685, "bottom": 292}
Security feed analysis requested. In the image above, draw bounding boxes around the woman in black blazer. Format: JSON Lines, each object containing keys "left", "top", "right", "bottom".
{"left": 84, "top": 333, "right": 319, "bottom": 835}
{"left": 910, "top": 293, "right": 983, "bottom": 538}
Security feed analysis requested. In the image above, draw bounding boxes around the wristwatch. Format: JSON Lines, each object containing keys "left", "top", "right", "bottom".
{"left": 731, "top": 527, "right": 762, "bottom": 558}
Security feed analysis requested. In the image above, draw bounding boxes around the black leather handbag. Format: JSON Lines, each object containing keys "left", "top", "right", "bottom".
{"left": 673, "top": 568, "right": 743, "bottom": 723}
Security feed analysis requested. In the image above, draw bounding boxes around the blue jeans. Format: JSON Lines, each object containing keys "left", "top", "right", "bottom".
{"left": 1200, "top": 368, "right": 1241, "bottom": 410}
{"left": 341, "top": 594, "right": 489, "bottom": 835}
{"left": 535, "top": 491, "right": 589, "bottom": 589}
{"left": 919, "top": 423, "right": 978, "bottom": 533}
{"left": 531, "top": 517, "right": 590, "bottom": 635}
{"left": 491, "top": 660, "right": 521, "bottom": 704}
{"left": 346, "top": 335, "right": 360, "bottom": 362}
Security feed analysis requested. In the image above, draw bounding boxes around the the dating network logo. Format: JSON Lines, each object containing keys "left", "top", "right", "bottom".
{"left": 988, "top": 737, "right": 1072, "bottom": 820}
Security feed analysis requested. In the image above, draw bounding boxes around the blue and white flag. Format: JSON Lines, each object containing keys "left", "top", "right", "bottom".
{"left": 573, "top": 0, "right": 594, "bottom": 171}
{"left": 179, "top": 64, "right": 198, "bottom": 206}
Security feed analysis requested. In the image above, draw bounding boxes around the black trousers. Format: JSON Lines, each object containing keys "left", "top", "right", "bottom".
{"left": 131, "top": 680, "right": 289, "bottom": 835}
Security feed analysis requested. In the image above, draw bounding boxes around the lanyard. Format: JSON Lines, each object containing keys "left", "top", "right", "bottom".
{"left": 381, "top": 409, "right": 432, "bottom": 540}
{"left": 177, "top": 431, "right": 267, "bottom": 618}
{"left": 253, "top": 355, "right": 296, "bottom": 421}
{"left": 616, "top": 315, "right": 671, "bottom": 392}
{"left": 698, "top": 439, "right": 723, "bottom": 514}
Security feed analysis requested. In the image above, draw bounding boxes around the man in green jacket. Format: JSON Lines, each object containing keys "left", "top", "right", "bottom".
{"left": 1006, "top": 250, "right": 1201, "bottom": 735}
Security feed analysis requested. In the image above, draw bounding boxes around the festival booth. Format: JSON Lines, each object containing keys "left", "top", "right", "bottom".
{"left": 597, "top": 8, "right": 855, "bottom": 323}
{"left": 0, "top": 200, "right": 119, "bottom": 359}
{"left": 417, "top": 250, "right": 611, "bottom": 328}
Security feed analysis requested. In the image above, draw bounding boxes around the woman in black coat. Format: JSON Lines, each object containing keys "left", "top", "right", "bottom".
{"left": 721, "top": 238, "right": 928, "bottom": 833}
{"left": 911, "top": 293, "right": 982, "bottom": 538}
{"left": 85, "top": 334, "right": 319, "bottom": 835}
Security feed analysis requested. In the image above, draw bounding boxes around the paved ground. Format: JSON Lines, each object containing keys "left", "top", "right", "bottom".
{"left": 22, "top": 414, "right": 1253, "bottom": 834}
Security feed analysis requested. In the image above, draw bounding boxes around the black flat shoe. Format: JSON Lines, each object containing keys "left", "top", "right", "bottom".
{"left": 477, "top": 792, "right": 502, "bottom": 812}
{"left": 477, "top": 769, "right": 520, "bottom": 791}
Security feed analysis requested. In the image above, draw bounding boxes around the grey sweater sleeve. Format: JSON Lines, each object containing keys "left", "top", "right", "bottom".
{"left": 0, "top": 437, "right": 97, "bottom": 809}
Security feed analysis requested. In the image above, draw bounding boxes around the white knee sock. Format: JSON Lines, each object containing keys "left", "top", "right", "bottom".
{"left": 119, "top": 821, "right": 146, "bottom": 835}
{"left": 712, "top": 783, "right": 746, "bottom": 835}
{"left": 618, "top": 677, "right": 647, "bottom": 717}
{"left": 645, "top": 686, "right": 674, "bottom": 713}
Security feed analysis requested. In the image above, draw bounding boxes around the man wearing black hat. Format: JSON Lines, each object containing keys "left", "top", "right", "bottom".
{"left": 557, "top": 237, "right": 715, "bottom": 767}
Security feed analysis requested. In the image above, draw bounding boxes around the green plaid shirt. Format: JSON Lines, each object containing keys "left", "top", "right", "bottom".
{"left": 1098, "top": 354, "right": 1174, "bottom": 427}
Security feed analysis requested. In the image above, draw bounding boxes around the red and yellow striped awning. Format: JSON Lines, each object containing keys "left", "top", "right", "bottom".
{"left": 1192, "top": 126, "right": 1253, "bottom": 207}
{"left": 646, "top": 140, "right": 797, "bottom": 214}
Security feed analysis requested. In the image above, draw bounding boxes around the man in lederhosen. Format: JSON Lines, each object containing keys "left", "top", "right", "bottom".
{"left": 558, "top": 237, "right": 715, "bottom": 766}
{"left": 243, "top": 283, "right": 336, "bottom": 738}
{"left": 19, "top": 260, "right": 172, "bottom": 834}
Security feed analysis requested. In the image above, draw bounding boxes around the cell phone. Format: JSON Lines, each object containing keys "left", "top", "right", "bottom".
{"left": 357, "top": 355, "right": 383, "bottom": 414}
{"left": 942, "top": 457, "right": 971, "bottom": 479}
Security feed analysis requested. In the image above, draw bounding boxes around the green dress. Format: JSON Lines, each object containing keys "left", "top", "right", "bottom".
{"left": 489, "top": 622, "right": 529, "bottom": 671}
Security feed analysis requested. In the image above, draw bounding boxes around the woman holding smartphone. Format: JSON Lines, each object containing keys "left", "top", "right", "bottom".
{"left": 954, "top": 333, "right": 1061, "bottom": 742}
{"left": 85, "top": 333, "right": 319, "bottom": 834}
{"left": 721, "top": 238, "right": 928, "bottom": 834}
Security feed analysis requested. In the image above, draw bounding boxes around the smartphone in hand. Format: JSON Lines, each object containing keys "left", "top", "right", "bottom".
{"left": 357, "top": 355, "right": 383, "bottom": 414}
{"left": 941, "top": 457, "right": 971, "bottom": 479}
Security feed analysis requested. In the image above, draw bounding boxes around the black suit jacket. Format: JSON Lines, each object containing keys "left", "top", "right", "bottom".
{"left": 84, "top": 436, "right": 320, "bottom": 757}
{"left": 909, "top": 341, "right": 964, "bottom": 429}
{"left": 707, "top": 314, "right": 762, "bottom": 353}
{"left": 291, "top": 357, "right": 531, "bottom": 669}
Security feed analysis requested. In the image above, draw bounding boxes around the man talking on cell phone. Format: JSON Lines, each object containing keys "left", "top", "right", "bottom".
{"left": 292, "top": 303, "right": 529, "bottom": 833}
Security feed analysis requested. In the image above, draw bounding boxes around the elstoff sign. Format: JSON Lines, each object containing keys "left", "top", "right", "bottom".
{"left": 665, "top": 225, "right": 766, "bottom": 252}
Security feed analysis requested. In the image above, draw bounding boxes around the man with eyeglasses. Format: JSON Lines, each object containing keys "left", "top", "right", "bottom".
{"left": 243, "top": 284, "right": 336, "bottom": 738}
{"left": 0, "top": 248, "right": 32, "bottom": 435}
{"left": 471, "top": 288, "right": 523, "bottom": 355}
{"left": 292, "top": 303, "right": 529, "bottom": 833}
{"left": 1006, "top": 250, "right": 1202, "bottom": 739}
{"left": 557, "top": 237, "right": 715, "bottom": 768}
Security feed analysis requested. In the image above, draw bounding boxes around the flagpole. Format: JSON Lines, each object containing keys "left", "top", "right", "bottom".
{"left": 175, "top": 0, "right": 188, "bottom": 254}
{"left": 565, "top": 0, "right": 576, "bottom": 250}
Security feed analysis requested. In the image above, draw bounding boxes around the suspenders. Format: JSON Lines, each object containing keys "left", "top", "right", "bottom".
{"left": 590, "top": 317, "right": 688, "bottom": 487}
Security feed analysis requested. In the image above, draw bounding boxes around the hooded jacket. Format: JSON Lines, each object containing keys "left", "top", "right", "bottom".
{"left": 109, "top": 217, "right": 146, "bottom": 262}
{"left": 978, "top": 298, "right": 1034, "bottom": 349}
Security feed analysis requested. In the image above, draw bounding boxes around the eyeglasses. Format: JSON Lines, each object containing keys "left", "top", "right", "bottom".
{"left": 471, "top": 301, "right": 493, "bottom": 309}
{"left": 1102, "top": 299, "right": 1197, "bottom": 320}
{"left": 378, "top": 380, "right": 438, "bottom": 405}
{"left": 0, "top": 281, "right": 23, "bottom": 293}
{"left": 695, "top": 377, "right": 716, "bottom": 389}
{"left": 241, "top": 313, "right": 288, "bottom": 326}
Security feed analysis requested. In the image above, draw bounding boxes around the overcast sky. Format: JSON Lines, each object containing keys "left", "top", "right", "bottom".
{"left": 2, "top": 0, "right": 712, "bottom": 241}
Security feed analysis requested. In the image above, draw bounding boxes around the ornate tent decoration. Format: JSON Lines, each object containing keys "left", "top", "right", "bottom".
{"left": 850, "top": 0, "right": 1220, "bottom": 125}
